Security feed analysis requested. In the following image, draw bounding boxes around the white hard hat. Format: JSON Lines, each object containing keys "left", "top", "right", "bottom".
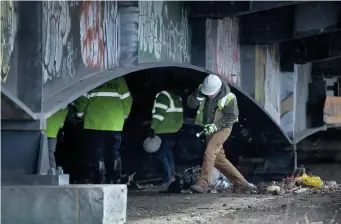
{"left": 201, "top": 74, "right": 222, "bottom": 96}
{"left": 143, "top": 135, "right": 162, "bottom": 153}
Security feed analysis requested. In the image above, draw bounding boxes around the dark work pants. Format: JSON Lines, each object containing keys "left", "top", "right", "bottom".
{"left": 86, "top": 129, "right": 121, "bottom": 183}
{"left": 155, "top": 133, "right": 176, "bottom": 184}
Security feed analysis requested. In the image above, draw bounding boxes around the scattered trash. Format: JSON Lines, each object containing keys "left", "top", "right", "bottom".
{"left": 168, "top": 166, "right": 232, "bottom": 193}
{"left": 295, "top": 173, "right": 323, "bottom": 188}
{"left": 136, "top": 164, "right": 340, "bottom": 196}
{"left": 293, "top": 187, "right": 309, "bottom": 194}
{"left": 209, "top": 167, "right": 232, "bottom": 191}
{"left": 267, "top": 185, "right": 281, "bottom": 195}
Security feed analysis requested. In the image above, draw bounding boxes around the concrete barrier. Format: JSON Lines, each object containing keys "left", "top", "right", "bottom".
{"left": 1, "top": 185, "right": 127, "bottom": 224}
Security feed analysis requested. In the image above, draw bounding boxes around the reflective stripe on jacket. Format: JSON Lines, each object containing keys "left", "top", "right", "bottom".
{"left": 151, "top": 91, "right": 184, "bottom": 134}
{"left": 195, "top": 92, "right": 238, "bottom": 126}
{"left": 74, "top": 77, "right": 133, "bottom": 131}
{"left": 46, "top": 108, "right": 68, "bottom": 138}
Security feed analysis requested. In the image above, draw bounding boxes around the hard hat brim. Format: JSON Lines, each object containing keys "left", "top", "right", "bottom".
{"left": 201, "top": 87, "right": 220, "bottom": 96}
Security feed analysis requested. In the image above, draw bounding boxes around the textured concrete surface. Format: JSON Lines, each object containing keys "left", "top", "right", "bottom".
{"left": 1, "top": 185, "right": 127, "bottom": 224}
{"left": 127, "top": 191, "right": 341, "bottom": 224}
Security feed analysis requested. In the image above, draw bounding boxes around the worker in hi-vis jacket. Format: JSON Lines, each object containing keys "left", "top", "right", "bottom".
{"left": 74, "top": 76, "right": 133, "bottom": 184}
{"left": 187, "top": 74, "right": 256, "bottom": 193}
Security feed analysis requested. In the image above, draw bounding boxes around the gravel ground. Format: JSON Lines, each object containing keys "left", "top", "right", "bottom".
{"left": 127, "top": 191, "right": 341, "bottom": 224}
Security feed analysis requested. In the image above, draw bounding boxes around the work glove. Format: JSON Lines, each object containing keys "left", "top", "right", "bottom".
{"left": 203, "top": 124, "right": 217, "bottom": 136}
{"left": 76, "top": 112, "right": 84, "bottom": 119}
{"left": 196, "top": 85, "right": 205, "bottom": 102}
{"left": 148, "top": 128, "right": 156, "bottom": 138}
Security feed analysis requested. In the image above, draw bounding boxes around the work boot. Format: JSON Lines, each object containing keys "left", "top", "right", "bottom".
{"left": 108, "top": 158, "right": 121, "bottom": 184}
{"left": 190, "top": 183, "right": 208, "bottom": 193}
{"left": 158, "top": 183, "right": 170, "bottom": 192}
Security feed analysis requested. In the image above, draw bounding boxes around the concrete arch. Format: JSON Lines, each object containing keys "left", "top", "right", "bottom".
{"left": 42, "top": 62, "right": 293, "bottom": 146}
{"left": 293, "top": 124, "right": 341, "bottom": 145}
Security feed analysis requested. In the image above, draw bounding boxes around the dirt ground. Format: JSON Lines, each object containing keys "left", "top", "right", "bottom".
{"left": 126, "top": 190, "right": 341, "bottom": 224}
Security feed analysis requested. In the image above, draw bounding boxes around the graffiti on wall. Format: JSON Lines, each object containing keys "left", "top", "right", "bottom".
{"left": 119, "top": 6, "right": 139, "bottom": 67}
{"left": 255, "top": 45, "right": 266, "bottom": 107}
{"left": 206, "top": 18, "right": 240, "bottom": 86}
{"left": 80, "top": 1, "right": 120, "bottom": 69}
{"left": 42, "top": 1, "right": 76, "bottom": 84}
{"left": 264, "top": 45, "right": 281, "bottom": 124}
{"left": 138, "top": 1, "right": 190, "bottom": 63}
{"left": 280, "top": 71, "right": 296, "bottom": 137}
{"left": 0, "top": 1, "right": 17, "bottom": 83}
{"left": 254, "top": 45, "right": 281, "bottom": 124}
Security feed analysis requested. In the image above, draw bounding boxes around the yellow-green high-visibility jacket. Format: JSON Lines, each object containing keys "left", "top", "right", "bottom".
{"left": 46, "top": 108, "right": 68, "bottom": 138}
{"left": 151, "top": 91, "right": 184, "bottom": 134}
{"left": 74, "top": 77, "right": 133, "bottom": 131}
{"left": 195, "top": 92, "right": 239, "bottom": 128}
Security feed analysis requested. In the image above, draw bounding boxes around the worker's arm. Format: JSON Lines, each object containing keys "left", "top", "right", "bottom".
{"left": 73, "top": 95, "right": 88, "bottom": 118}
{"left": 214, "top": 97, "right": 239, "bottom": 130}
{"left": 151, "top": 94, "right": 169, "bottom": 131}
{"left": 119, "top": 77, "right": 133, "bottom": 119}
{"left": 187, "top": 85, "right": 205, "bottom": 109}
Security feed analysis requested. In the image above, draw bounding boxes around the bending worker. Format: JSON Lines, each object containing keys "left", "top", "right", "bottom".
{"left": 145, "top": 88, "right": 184, "bottom": 190}
{"left": 75, "top": 76, "right": 132, "bottom": 184}
{"left": 45, "top": 106, "right": 69, "bottom": 170}
{"left": 187, "top": 74, "right": 256, "bottom": 193}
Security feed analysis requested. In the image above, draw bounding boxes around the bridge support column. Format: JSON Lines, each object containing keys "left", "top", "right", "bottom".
{"left": 1, "top": 185, "right": 127, "bottom": 224}
{"left": 1, "top": 2, "right": 53, "bottom": 184}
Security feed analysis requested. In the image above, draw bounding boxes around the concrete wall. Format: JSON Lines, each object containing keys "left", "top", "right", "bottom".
{"left": 240, "top": 45, "right": 256, "bottom": 97}
{"left": 263, "top": 45, "right": 281, "bottom": 124}
{"left": 254, "top": 45, "right": 281, "bottom": 123}
{"left": 206, "top": 18, "right": 241, "bottom": 86}
{"left": 1, "top": 1, "right": 307, "bottom": 138}
{"left": 138, "top": 1, "right": 191, "bottom": 64}
{"left": 280, "top": 71, "right": 297, "bottom": 137}
{"left": 1, "top": 1, "right": 19, "bottom": 99}
{"left": 295, "top": 63, "right": 311, "bottom": 134}
{"left": 42, "top": 1, "right": 126, "bottom": 100}
{"left": 245, "top": 44, "right": 313, "bottom": 139}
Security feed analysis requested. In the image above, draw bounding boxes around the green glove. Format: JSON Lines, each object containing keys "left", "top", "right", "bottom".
{"left": 203, "top": 124, "right": 217, "bottom": 135}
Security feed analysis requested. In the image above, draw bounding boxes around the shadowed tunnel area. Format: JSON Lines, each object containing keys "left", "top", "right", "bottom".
{"left": 55, "top": 65, "right": 294, "bottom": 184}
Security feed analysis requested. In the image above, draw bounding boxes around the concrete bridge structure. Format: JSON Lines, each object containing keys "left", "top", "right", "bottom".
{"left": 1, "top": 1, "right": 341, "bottom": 223}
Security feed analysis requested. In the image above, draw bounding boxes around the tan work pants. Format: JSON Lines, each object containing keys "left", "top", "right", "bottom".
{"left": 198, "top": 128, "right": 248, "bottom": 188}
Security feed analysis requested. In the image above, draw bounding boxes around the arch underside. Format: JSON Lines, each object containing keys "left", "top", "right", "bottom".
{"left": 3, "top": 62, "right": 294, "bottom": 147}
{"left": 293, "top": 124, "right": 341, "bottom": 145}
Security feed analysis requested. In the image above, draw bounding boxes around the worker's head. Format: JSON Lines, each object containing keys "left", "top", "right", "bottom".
{"left": 201, "top": 74, "right": 222, "bottom": 99}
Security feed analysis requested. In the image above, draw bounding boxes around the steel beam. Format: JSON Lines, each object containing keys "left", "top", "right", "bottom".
{"left": 187, "top": 1, "right": 303, "bottom": 18}
{"left": 280, "top": 31, "right": 341, "bottom": 64}
{"left": 240, "top": 2, "right": 341, "bottom": 44}
{"left": 240, "top": 6, "right": 295, "bottom": 44}
{"left": 313, "top": 58, "right": 341, "bottom": 76}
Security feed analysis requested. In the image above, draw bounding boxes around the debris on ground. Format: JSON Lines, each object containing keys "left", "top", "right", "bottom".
{"left": 130, "top": 165, "right": 341, "bottom": 197}
{"left": 257, "top": 174, "right": 340, "bottom": 196}
{"left": 295, "top": 173, "right": 323, "bottom": 188}
{"left": 266, "top": 185, "right": 281, "bottom": 195}
{"left": 172, "top": 166, "right": 232, "bottom": 193}
{"left": 126, "top": 166, "right": 341, "bottom": 223}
